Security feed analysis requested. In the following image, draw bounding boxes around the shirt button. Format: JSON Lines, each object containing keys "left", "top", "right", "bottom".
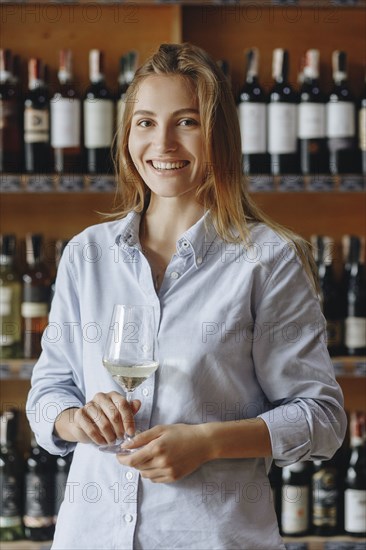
{"left": 124, "top": 514, "right": 133, "bottom": 523}
{"left": 170, "top": 271, "right": 179, "bottom": 279}
{"left": 182, "top": 240, "right": 189, "bottom": 248}
{"left": 142, "top": 388, "right": 149, "bottom": 397}
{"left": 196, "top": 257, "right": 203, "bottom": 265}
{"left": 125, "top": 471, "right": 133, "bottom": 481}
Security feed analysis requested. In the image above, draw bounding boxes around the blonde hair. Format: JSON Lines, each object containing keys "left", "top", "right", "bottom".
{"left": 112, "top": 42, "right": 317, "bottom": 289}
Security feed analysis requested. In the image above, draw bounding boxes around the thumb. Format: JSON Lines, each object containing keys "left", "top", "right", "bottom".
{"left": 130, "top": 399, "right": 141, "bottom": 415}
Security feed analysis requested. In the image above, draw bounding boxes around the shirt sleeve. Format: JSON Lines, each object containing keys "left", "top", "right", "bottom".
{"left": 26, "top": 242, "right": 85, "bottom": 456}
{"left": 255, "top": 242, "right": 347, "bottom": 466}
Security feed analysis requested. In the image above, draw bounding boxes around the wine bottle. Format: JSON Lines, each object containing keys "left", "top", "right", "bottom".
{"left": 311, "top": 235, "right": 343, "bottom": 356}
{"left": 238, "top": 48, "right": 269, "bottom": 175}
{"left": 0, "top": 234, "right": 21, "bottom": 359}
{"left": 0, "top": 49, "right": 23, "bottom": 173}
{"left": 268, "top": 462, "right": 282, "bottom": 529}
{"left": 54, "top": 452, "right": 73, "bottom": 523}
{"left": 359, "top": 73, "right": 366, "bottom": 176}
{"left": 51, "top": 50, "right": 82, "bottom": 174}
{"left": 298, "top": 49, "right": 328, "bottom": 175}
{"left": 268, "top": 49, "right": 299, "bottom": 175}
{"left": 84, "top": 50, "right": 114, "bottom": 174}
{"left": 24, "top": 58, "right": 51, "bottom": 174}
{"left": 312, "top": 454, "right": 341, "bottom": 536}
{"left": 116, "top": 50, "right": 137, "bottom": 130}
{"left": 281, "top": 461, "right": 311, "bottom": 536}
{"left": 21, "top": 234, "right": 51, "bottom": 359}
{"left": 342, "top": 235, "right": 366, "bottom": 356}
{"left": 344, "top": 411, "right": 366, "bottom": 537}
{"left": 0, "top": 410, "right": 24, "bottom": 542}
{"left": 326, "top": 51, "right": 358, "bottom": 175}
{"left": 23, "top": 437, "right": 55, "bottom": 541}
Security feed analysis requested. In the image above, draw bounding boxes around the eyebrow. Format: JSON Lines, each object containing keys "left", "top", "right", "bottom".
{"left": 132, "top": 108, "right": 199, "bottom": 117}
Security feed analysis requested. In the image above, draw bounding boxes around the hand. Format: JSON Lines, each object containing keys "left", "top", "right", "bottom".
{"left": 116, "top": 423, "right": 213, "bottom": 483}
{"left": 54, "top": 392, "right": 141, "bottom": 445}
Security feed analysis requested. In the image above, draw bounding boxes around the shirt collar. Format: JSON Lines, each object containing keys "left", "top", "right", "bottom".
{"left": 115, "top": 210, "right": 219, "bottom": 268}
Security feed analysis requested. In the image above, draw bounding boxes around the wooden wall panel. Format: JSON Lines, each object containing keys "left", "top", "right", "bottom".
{"left": 182, "top": 6, "right": 366, "bottom": 98}
{"left": 1, "top": 4, "right": 181, "bottom": 93}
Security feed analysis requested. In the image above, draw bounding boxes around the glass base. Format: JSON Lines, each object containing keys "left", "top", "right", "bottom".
{"left": 99, "top": 439, "right": 136, "bottom": 455}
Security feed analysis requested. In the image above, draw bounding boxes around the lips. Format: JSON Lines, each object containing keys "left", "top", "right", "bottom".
{"left": 149, "top": 160, "right": 189, "bottom": 171}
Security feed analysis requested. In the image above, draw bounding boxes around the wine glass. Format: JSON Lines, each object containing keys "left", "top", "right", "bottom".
{"left": 99, "top": 304, "right": 158, "bottom": 454}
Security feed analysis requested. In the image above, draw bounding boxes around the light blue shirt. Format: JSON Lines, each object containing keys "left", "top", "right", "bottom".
{"left": 26, "top": 211, "right": 347, "bottom": 550}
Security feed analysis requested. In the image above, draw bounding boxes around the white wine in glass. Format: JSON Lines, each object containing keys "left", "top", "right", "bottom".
{"left": 99, "top": 304, "right": 158, "bottom": 454}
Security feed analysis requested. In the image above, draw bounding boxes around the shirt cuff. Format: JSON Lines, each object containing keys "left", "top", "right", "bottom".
{"left": 28, "top": 394, "right": 83, "bottom": 456}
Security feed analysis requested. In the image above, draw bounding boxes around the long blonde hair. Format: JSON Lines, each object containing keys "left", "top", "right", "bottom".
{"left": 112, "top": 42, "right": 317, "bottom": 289}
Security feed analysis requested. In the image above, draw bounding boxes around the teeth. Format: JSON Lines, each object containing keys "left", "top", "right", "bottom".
{"left": 151, "top": 161, "right": 188, "bottom": 170}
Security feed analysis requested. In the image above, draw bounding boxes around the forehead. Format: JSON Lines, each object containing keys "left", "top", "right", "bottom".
{"left": 133, "top": 75, "right": 198, "bottom": 112}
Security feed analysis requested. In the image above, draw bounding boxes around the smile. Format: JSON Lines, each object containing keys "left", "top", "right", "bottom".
{"left": 148, "top": 160, "right": 189, "bottom": 171}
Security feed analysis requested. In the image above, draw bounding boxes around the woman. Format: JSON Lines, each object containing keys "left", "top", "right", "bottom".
{"left": 27, "top": 43, "right": 346, "bottom": 549}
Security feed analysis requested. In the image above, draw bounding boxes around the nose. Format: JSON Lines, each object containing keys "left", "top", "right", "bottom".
{"left": 153, "top": 124, "right": 177, "bottom": 153}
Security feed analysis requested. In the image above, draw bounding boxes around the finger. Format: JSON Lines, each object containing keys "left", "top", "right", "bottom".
{"left": 120, "top": 425, "right": 162, "bottom": 450}
{"left": 74, "top": 406, "right": 112, "bottom": 445}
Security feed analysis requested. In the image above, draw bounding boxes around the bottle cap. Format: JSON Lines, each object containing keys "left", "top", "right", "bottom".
{"left": 246, "top": 48, "right": 259, "bottom": 80}
{"left": 58, "top": 49, "right": 73, "bottom": 83}
{"left": 303, "top": 49, "right": 320, "bottom": 80}
{"left": 272, "top": 48, "right": 288, "bottom": 81}
{"left": 89, "top": 49, "right": 104, "bottom": 83}
{"left": 0, "top": 49, "right": 12, "bottom": 83}
{"left": 332, "top": 50, "right": 347, "bottom": 83}
{"left": 0, "top": 409, "right": 19, "bottom": 446}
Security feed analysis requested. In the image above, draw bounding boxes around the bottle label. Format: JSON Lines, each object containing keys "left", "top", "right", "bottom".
{"left": 0, "top": 286, "right": 12, "bottom": 316}
{"left": 21, "top": 302, "right": 48, "bottom": 318}
{"left": 345, "top": 488, "right": 366, "bottom": 533}
{"left": 24, "top": 472, "right": 54, "bottom": 526}
{"left": 326, "top": 319, "right": 343, "bottom": 348}
{"left": 24, "top": 108, "right": 49, "bottom": 143}
{"left": 326, "top": 102, "right": 355, "bottom": 138}
{"left": 281, "top": 485, "right": 309, "bottom": 534}
{"left": 268, "top": 103, "right": 297, "bottom": 154}
{"left": 345, "top": 316, "right": 366, "bottom": 348}
{"left": 84, "top": 99, "right": 114, "bottom": 148}
{"left": 238, "top": 103, "right": 266, "bottom": 153}
{"left": 312, "top": 469, "right": 338, "bottom": 527}
{"left": 298, "top": 103, "right": 326, "bottom": 139}
{"left": 0, "top": 100, "right": 20, "bottom": 131}
{"left": 51, "top": 97, "right": 81, "bottom": 148}
{"left": 360, "top": 107, "right": 366, "bottom": 151}
{"left": 0, "top": 474, "right": 22, "bottom": 521}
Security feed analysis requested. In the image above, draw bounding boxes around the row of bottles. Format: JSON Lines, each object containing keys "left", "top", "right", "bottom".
{"left": 1, "top": 47, "right": 365, "bottom": 176}
{"left": 1, "top": 232, "right": 364, "bottom": 362}
{"left": 311, "top": 235, "right": 366, "bottom": 357}
{"left": 0, "top": 234, "right": 67, "bottom": 360}
{"left": 238, "top": 48, "right": 366, "bottom": 176}
{"left": 270, "top": 411, "right": 366, "bottom": 538}
{"left": 0, "top": 409, "right": 73, "bottom": 542}
{"left": 0, "top": 48, "right": 137, "bottom": 175}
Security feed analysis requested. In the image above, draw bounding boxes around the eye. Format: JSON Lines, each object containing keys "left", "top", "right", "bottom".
{"left": 137, "top": 119, "right": 153, "bottom": 128}
{"left": 179, "top": 118, "right": 199, "bottom": 127}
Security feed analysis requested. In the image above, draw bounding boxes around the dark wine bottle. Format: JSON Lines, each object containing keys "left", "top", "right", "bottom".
{"left": 281, "top": 461, "right": 312, "bottom": 536}
{"left": 84, "top": 50, "right": 114, "bottom": 174}
{"left": 0, "top": 410, "right": 24, "bottom": 542}
{"left": 116, "top": 50, "right": 137, "bottom": 132}
{"left": 51, "top": 50, "right": 82, "bottom": 174}
{"left": 54, "top": 452, "right": 73, "bottom": 523}
{"left": 326, "top": 51, "right": 358, "bottom": 175}
{"left": 312, "top": 453, "right": 341, "bottom": 536}
{"left": 0, "top": 234, "right": 21, "bottom": 359}
{"left": 238, "top": 48, "right": 269, "bottom": 175}
{"left": 359, "top": 73, "right": 366, "bottom": 176}
{"left": 24, "top": 58, "right": 51, "bottom": 174}
{"left": 342, "top": 235, "right": 366, "bottom": 356}
{"left": 311, "top": 235, "right": 343, "bottom": 356}
{"left": 298, "top": 49, "right": 328, "bottom": 175}
{"left": 268, "top": 49, "right": 299, "bottom": 175}
{"left": 0, "top": 49, "right": 23, "bottom": 173}
{"left": 23, "top": 437, "right": 55, "bottom": 541}
{"left": 344, "top": 411, "right": 366, "bottom": 537}
{"left": 21, "top": 234, "right": 51, "bottom": 359}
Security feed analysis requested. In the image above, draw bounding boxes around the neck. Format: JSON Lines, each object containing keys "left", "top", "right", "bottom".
{"left": 143, "top": 194, "right": 205, "bottom": 246}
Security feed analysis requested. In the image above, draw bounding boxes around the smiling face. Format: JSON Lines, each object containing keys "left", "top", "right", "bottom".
{"left": 128, "top": 75, "right": 207, "bottom": 202}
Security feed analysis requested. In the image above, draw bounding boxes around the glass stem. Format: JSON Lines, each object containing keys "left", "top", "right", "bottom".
{"left": 125, "top": 391, "right": 135, "bottom": 440}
